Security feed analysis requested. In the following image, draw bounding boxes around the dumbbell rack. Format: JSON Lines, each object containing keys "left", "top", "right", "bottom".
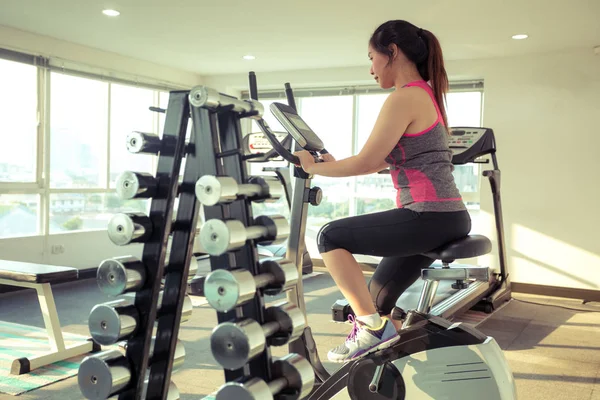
{"left": 77, "top": 90, "right": 199, "bottom": 400}
{"left": 188, "top": 87, "right": 276, "bottom": 385}
{"left": 78, "top": 84, "right": 310, "bottom": 399}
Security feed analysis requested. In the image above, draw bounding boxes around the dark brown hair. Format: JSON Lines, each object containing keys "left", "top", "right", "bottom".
{"left": 369, "top": 20, "right": 449, "bottom": 128}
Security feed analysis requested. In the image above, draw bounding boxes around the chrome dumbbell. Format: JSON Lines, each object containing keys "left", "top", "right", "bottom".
{"left": 88, "top": 294, "right": 192, "bottom": 345}
{"left": 211, "top": 302, "right": 305, "bottom": 370}
{"left": 97, "top": 254, "right": 198, "bottom": 297}
{"left": 96, "top": 256, "right": 146, "bottom": 297}
{"left": 199, "top": 215, "right": 289, "bottom": 256}
{"left": 126, "top": 131, "right": 162, "bottom": 155}
{"left": 107, "top": 213, "right": 152, "bottom": 246}
{"left": 78, "top": 349, "right": 181, "bottom": 400}
{"left": 216, "top": 353, "right": 315, "bottom": 400}
{"left": 195, "top": 175, "right": 283, "bottom": 206}
{"left": 203, "top": 259, "right": 298, "bottom": 312}
{"left": 115, "top": 171, "right": 157, "bottom": 200}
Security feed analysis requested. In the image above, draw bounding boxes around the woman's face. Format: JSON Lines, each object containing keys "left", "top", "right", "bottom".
{"left": 368, "top": 45, "right": 394, "bottom": 89}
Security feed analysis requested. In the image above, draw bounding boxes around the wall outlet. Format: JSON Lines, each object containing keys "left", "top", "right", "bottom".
{"left": 51, "top": 244, "right": 65, "bottom": 254}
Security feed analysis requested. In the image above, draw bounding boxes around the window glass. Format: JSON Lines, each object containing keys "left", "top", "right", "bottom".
{"left": 355, "top": 93, "right": 395, "bottom": 215}
{"left": 0, "top": 59, "right": 38, "bottom": 182}
{"left": 298, "top": 96, "right": 354, "bottom": 236}
{"left": 0, "top": 194, "right": 40, "bottom": 237}
{"left": 109, "top": 83, "right": 155, "bottom": 188}
{"left": 446, "top": 91, "right": 484, "bottom": 209}
{"left": 49, "top": 192, "right": 148, "bottom": 234}
{"left": 50, "top": 73, "right": 108, "bottom": 188}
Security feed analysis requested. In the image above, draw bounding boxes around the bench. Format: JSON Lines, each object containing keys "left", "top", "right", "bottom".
{"left": 0, "top": 261, "right": 98, "bottom": 375}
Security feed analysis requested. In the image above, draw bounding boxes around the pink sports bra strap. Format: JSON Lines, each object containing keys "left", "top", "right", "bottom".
{"left": 403, "top": 80, "right": 444, "bottom": 125}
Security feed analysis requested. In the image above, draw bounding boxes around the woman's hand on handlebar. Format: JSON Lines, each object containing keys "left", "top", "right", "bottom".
{"left": 319, "top": 153, "right": 336, "bottom": 162}
{"left": 293, "top": 150, "right": 317, "bottom": 174}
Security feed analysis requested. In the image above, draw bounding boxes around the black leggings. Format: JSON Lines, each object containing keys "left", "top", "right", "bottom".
{"left": 317, "top": 208, "right": 471, "bottom": 316}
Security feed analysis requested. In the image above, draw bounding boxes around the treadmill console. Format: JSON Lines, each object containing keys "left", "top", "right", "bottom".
{"left": 269, "top": 102, "right": 325, "bottom": 152}
{"left": 242, "top": 131, "right": 288, "bottom": 160}
{"left": 449, "top": 127, "right": 496, "bottom": 165}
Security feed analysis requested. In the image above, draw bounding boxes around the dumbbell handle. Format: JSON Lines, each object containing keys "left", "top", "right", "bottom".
{"left": 246, "top": 225, "right": 268, "bottom": 241}
{"left": 261, "top": 321, "right": 281, "bottom": 338}
{"left": 237, "top": 182, "right": 263, "bottom": 197}
{"left": 253, "top": 273, "right": 275, "bottom": 290}
{"left": 268, "top": 377, "right": 289, "bottom": 395}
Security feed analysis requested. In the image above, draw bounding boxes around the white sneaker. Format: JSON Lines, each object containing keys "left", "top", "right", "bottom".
{"left": 327, "top": 315, "right": 400, "bottom": 363}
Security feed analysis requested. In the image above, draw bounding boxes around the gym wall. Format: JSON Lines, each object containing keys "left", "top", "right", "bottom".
{"left": 0, "top": 25, "right": 203, "bottom": 88}
{"left": 205, "top": 47, "right": 600, "bottom": 295}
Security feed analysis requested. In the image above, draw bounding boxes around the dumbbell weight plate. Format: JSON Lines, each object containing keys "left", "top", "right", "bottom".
{"left": 78, "top": 349, "right": 131, "bottom": 400}
{"left": 195, "top": 175, "right": 239, "bottom": 206}
{"left": 211, "top": 319, "right": 266, "bottom": 370}
{"left": 253, "top": 215, "right": 290, "bottom": 246}
{"left": 200, "top": 219, "right": 247, "bottom": 256}
{"left": 247, "top": 176, "right": 285, "bottom": 203}
{"left": 272, "top": 353, "right": 315, "bottom": 400}
{"left": 126, "top": 131, "right": 161, "bottom": 154}
{"left": 97, "top": 257, "right": 145, "bottom": 297}
{"left": 264, "top": 302, "right": 306, "bottom": 347}
{"left": 204, "top": 268, "right": 256, "bottom": 312}
{"left": 216, "top": 378, "right": 273, "bottom": 400}
{"left": 88, "top": 300, "right": 139, "bottom": 345}
{"left": 115, "top": 171, "right": 156, "bottom": 200}
{"left": 260, "top": 259, "right": 298, "bottom": 296}
{"left": 107, "top": 213, "right": 152, "bottom": 246}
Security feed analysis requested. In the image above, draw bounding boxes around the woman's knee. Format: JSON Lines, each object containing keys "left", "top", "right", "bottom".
{"left": 317, "top": 222, "right": 344, "bottom": 253}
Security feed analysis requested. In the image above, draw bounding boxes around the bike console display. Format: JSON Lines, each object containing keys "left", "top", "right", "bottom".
{"left": 270, "top": 102, "right": 325, "bottom": 152}
{"left": 449, "top": 127, "right": 496, "bottom": 165}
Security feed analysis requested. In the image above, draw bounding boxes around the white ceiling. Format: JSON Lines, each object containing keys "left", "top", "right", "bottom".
{"left": 0, "top": 0, "right": 598, "bottom": 76}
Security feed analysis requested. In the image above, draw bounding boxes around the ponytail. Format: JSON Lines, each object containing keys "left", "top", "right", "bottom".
{"left": 418, "top": 29, "right": 449, "bottom": 130}
{"left": 369, "top": 21, "right": 450, "bottom": 131}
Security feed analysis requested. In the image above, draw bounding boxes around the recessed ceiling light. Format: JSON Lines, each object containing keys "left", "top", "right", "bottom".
{"left": 243, "top": 55, "right": 256, "bottom": 60}
{"left": 512, "top": 34, "right": 528, "bottom": 40}
{"left": 102, "top": 9, "right": 120, "bottom": 17}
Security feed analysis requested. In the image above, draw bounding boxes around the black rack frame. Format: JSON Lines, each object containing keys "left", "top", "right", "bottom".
{"left": 118, "top": 91, "right": 194, "bottom": 400}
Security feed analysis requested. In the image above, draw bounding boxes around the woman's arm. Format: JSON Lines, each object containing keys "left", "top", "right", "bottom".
{"left": 305, "top": 91, "right": 414, "bottom": 177}
{"left": 363, "top": 160, "right": 390, "bottom": 175}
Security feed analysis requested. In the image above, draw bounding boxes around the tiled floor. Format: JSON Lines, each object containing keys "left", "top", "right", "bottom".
{"left": 0, "top": 274, "right": 598, "bottom": 399}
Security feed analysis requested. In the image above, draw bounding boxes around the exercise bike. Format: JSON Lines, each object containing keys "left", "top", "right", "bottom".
{"left": 250, "top": 77, "right": 517, "bottom": 399}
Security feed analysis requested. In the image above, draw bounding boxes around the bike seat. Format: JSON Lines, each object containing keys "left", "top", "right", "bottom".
{"left": 422, "top": 235, "right": 492, "bottom": 262}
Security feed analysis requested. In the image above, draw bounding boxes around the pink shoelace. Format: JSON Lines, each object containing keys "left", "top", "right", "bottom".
{"left": 346, "top": 315, "right": 361, "bottom": 342}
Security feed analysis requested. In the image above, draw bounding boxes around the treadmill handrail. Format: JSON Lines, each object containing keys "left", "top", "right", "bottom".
{"left": 255, "top": 118, "right": 301, "bottom": 165}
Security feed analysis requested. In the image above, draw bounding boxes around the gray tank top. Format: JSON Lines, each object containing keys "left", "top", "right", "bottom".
{"left": 384, "top": 80, "right": 466, "bottom": 212}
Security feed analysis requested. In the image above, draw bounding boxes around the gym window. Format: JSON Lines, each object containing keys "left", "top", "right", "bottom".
{"left": 0, "top": 57, "right": 42, "bottom": 238}
{"left": 0, "top": 48, "right": 176, "bottom": 238}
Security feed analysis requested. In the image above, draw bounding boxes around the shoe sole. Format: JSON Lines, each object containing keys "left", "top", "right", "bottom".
{"left": 327, "top": 334, "right": 401, "bottom": 364}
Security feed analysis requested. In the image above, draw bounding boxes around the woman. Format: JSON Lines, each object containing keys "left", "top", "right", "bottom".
{"left": 293, "top": 20, "right": 472, "bottom": 363}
